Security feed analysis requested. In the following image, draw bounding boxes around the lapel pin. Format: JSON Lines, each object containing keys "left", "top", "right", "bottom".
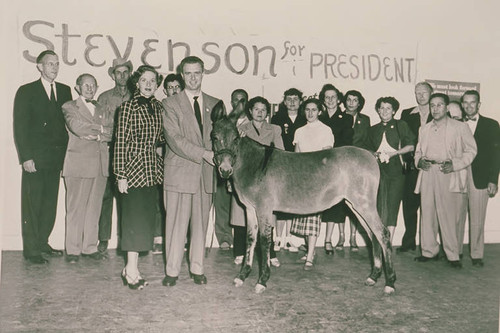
{"left": 390, "top": 125, "right": 394, "bottom": 129}
{"left": 339, "top": 114, "right": 343, "bottom": 118}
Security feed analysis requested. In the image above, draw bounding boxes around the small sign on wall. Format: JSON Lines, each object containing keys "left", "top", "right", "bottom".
{"left": 425, "top": 79, "right": 480, "bottom": 101}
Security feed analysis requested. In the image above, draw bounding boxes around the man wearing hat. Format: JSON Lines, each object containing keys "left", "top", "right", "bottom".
{"left": 95, "top": 58, "right": 133, "bottom": 253}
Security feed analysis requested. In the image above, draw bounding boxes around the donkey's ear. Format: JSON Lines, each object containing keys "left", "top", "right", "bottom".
{"left": 228, "top": 99, "right": 247, "bottom": 124}
{"left": 211, "top": 100, "right": 226, "bottom": 123}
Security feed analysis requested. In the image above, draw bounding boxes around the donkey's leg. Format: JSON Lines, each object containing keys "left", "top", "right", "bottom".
{"left": 255, "top": 219, "right": 273, "bottom": 294}
{"left": 234, "top": 205, "right": 258, "bottom": 287}
{"left": 349, "top": 203, "right": 396, "bottom": 294}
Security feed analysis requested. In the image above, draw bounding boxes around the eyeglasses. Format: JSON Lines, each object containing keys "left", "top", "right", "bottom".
{"left": 166, "top": 85, "right": 180, "bottom": 90}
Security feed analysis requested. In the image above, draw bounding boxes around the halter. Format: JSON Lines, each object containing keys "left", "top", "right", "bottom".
{"left": 214, "top": 148, "right": 236, "bottom": 164}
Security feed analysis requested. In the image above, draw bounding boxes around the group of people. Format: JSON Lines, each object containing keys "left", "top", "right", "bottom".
{"left": 13, "top": 50, "right": 499, "bottom": 291}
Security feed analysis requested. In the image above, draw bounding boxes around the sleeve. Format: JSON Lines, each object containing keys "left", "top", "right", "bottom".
{"left": 292, "top": 127, "right": 302, "bottom": 146}
{"left": 272, "top": 125, "right": 285, "bottom": 150}
{"left": 399, "top": 120, "right": 416, "bottom": 147}
{"left": 490, "top": 120, "right": 500, "bottom": 185}
{"left": 450, "top": 123, "right": 477, "bottom": 171}
{"left": 414, "top": 127, "right": 424, "bottom": 168}
{"left": 161, "top": 98, "right": 207, "bottom": 164}
{"left": 327, "top": 126, "right": 335, "bottom": 147}
{"left": 62, "top": 102, "right": 102, "bottom": 137}
{"left": 13, "top": 86, "right": 33, "bottom": 164}
{"left": 113, "top": 102, "right": 133, "bottom": 180}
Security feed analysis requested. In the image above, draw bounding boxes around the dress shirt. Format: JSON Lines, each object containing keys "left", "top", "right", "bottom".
{"left": 184, "top": 89, "right": 204, "bottom": 126}
{"left": 81, "top": 96, "right": 96, "bottom": 116}
{"left": 40, "top": 77, "right": 57, "bottom": 101}
{"left": 466, "top": 115, "right": 478, "bottom": 134}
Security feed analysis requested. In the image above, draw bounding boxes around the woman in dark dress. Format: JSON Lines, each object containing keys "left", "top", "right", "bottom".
{"left": 318, "top": 84, "right": 354, "bottom": 255}
{"left": 114, "top": 65, "right": 165, "bottom": 290}
{"left": 367, "top": 96, "right": 415, "bottom": 242}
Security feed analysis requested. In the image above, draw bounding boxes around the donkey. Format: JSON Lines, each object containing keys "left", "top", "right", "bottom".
{"left": 210, "top": 102, "right": 396, "bottom": 295}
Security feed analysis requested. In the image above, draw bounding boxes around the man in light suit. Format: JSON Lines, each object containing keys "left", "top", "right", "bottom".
{"left": 13, "top": 50, "right": 72, "bottom": 264}
{"left": 414, "top": 93, "right": 477, "bottom": 268}
{"left": 162, "top": 56, "right": 223, "bottom": 286}
{"left": 62, "top": 74, "right": 113, "bottom": 263}
{"left": 458, "top": 90, "right": 500, "bottom": 267}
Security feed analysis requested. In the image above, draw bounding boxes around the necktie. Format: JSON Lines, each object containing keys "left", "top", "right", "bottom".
{"left": 85, "top": 99, "right": 97, "bottom": 105}
{"left": 468, "top": 117, "right": 477, "bottom": 122}
{"left": 50, "top": 83, "right": 56, "bottom": 103}
{"left": 193, "top": 96, "right": 203, "bottom": 134}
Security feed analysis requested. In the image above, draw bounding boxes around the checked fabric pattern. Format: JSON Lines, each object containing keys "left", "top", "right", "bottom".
{"left": 113, "top": 92, "right": 166, "bottom": 188}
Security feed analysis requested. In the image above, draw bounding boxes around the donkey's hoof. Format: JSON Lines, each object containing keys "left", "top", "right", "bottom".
{"left": 255, "top": 284, "right": 266, "bottom": 294}
{"left": 365, "top": 277, "right": 377, "bottom": 286}
{"left": 234, "top": 278, "right": 244, "bottom": 287}
{"left": 383, "top": 286, "right": 395, "bottom": 295}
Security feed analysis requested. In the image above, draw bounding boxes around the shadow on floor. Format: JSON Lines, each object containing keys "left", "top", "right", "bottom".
{"left": 1, "top": 244, "right": 499, "bottom": 332}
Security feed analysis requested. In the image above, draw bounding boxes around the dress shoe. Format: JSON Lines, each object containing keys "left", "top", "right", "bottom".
{"left": 152, "top": 243, "right": 163, "bottom": 255}
{"left": 65, "top": 255, "right": 79, "bottom": 264}
{"left": 97, "top": 240, "right": 108, "bottom": 253}
{"left": 162, "top": 275, "right": 178, "bottom": 287}
{"left": 220, "top": 242, "right": 231, "bottom": 251}
{"left": 82, "top": 252, "right": 106, "bottom": 260}
{"left": 324, "top": 241, "right": 334, "bottom": 255}
{"left": 350, "top": 237, "right": 359, "bottom": 252}
{"left": 121, "top": 269, "right": 145, "bottom": 290}
{"left": 448, "top": 260, "right": 462, "bottom": 269}
{"left": 189, "top": 272, "right": 207, "bottom": 285}
{"left": 472, "top": 258, "right": 484, "bottom": 267}
{"left": 335, "top": 234, "right": 345, "bottom": 251}
{"left": 41, "top": 246, "right": 63, "bottom": 257}
{"left": 414, "top": 255, "right": 439, "bottom": 262}
{"left": 25, "top": 255, "right": 49, "bottom": 264}
{"left": 396, "top": 246, "right": 415, "bottom": 253}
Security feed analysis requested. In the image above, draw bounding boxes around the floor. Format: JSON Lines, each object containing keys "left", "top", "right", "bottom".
{"left": 0, "top": 245, "right": 499, "bottom": 333}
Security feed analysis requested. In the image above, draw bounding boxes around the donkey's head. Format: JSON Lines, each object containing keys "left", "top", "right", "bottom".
{"left": 211, "top": 99, "right": 246, "bottom": 179}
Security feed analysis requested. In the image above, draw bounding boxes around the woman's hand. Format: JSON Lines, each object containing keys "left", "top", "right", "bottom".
{"left": 118, "top": 179, "right": 128, "bottom": 193}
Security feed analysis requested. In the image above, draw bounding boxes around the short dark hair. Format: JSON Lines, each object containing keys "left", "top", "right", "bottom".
{"left": 299, "top": 98, "right": 324, "bottom": 118}
{"left": 163, "top": 73, "right": 185, "bottom": 90}
{"left": 247, "top": 96, "right": 271, "bottom": 119}
{"left": 344, "top": 90, "right": 365, "bottom": 112}
{"left": 180, "top": 56, "right": 204, "bottom": 73}
{"left": 36, "top": 50, "right": 57, "bottom": 64}
{"left": 319, "top": 84, "right": 343, "bottom": 105}
{"left": 75, "top": 73, "right": 97, "bottom": 86}
{"left": 231, "top": 89, "right": 249, "bottom": 101}
{"left": 461, "top": 90, "right": 480, "bottom": 103}
{"left": 283, "top": 88, "right": 303, "bottom": 100}
{"left": 375, "top": 96, "right": 400, "bottom": 112}
{"left": 430, "top": 93, "right": 450, "bottom": 105}
{"left": 130, "top": 65, "right": 163, "bottom": 88}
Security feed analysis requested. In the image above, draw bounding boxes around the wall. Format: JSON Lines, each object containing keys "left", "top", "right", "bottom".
{"left": 1, "top": 0, "right": 500, "bottom": 252}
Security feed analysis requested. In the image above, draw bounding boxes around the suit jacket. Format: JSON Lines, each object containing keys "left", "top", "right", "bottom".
{"left": 400, "top": 106, "right": 433, "bottom": 140}
{"left": 352, "top": 113, "right": 371, "bottom": 150}
{"left": 319, "top": 110, "right": 354, "bottom": 147}
{"left": 238, "top": 121, "right": 284, "bottom": 149}
{"left": 414, "top": 118, "right": 477, "bottom": 193}
{"left": 469, "top": 115, "right": 500, "bottom": 189}
{"left": 13, "top": 79, "right": 72, "bottom": 169}
{"left": 162, "top": 90, "right": 221, "bottom": 194}
{"left": 62, "top": 97, "right": 112, "bottom": 178}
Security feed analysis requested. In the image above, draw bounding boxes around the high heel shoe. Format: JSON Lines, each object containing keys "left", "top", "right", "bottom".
{"left": 350, "top": 236, "right": 359, "bottom": 252}
{"left": 121, "top": 268, "right": 146, "bottom": 290}
{"left": 324, "top": 242, "right": 334, "bottom": 255}
{"left": 335, "top": 234, "right": 345, "bottom": 251}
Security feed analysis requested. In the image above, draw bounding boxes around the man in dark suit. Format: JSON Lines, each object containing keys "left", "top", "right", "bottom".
{"left": 458, "top": 90, "right": 500, "bottom": 267}
{"left": 13, "top": 50, "right": 72, "bottom": 264}
{"left": 398, "top": 82, "right": 433, "bottom": 253}
{"left": 162, "top": 56, "right": 222, "bottom": 286}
